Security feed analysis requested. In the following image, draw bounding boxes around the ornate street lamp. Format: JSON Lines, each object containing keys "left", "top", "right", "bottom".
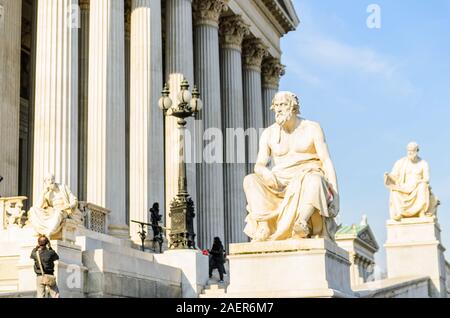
{"left": 159, "top": 79, "right": 202, "bottom": 250}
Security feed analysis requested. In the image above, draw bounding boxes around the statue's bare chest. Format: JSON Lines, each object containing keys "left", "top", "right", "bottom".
{"left": 269, "top": 125, "right": 315, "bottom": 157}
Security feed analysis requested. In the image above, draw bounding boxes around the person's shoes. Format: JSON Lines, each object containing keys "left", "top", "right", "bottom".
{"left": 219, "top": 280, "right": 224, "bottom": 284}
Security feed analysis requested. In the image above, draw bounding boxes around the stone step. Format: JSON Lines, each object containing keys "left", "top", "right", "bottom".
{"left": 0, "top": 291, "right": 36, "bottom": 298}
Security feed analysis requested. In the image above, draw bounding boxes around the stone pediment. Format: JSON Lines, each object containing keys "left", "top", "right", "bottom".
{"left": 336, "top": 223, "right": 379, "bottom": 252}
{"left": 277, "top": 0, "right": 300, "bottom": 25}
{"left": 260, "top": 0, "right": 300, "bottom": 33}
{"left": 357, "top": 226, "right": 379, "bottom": 252}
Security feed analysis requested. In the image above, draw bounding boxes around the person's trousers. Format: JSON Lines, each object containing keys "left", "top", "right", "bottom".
{"left": 36, "top": 276, "right": 60, "bottom": 298}
{"left": 209, "top": 264, "right": 225, "bottom": 281}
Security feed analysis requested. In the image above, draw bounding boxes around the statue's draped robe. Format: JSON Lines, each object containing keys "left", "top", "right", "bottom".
{"left": 244, "top": 158, "right": 338, "bottom": 241}
{"left": 28, "top": 184, "right": 79, "bottom": 237}
{"left": 389, "top": 157, "right": 438, "bottom": 219}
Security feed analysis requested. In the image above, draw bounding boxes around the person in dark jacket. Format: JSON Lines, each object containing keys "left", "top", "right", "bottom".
{"left": 209, "top": 237, "right": 226, "bottom": 283}
{"left": 30, "top": 235, "right": 60, "bottom": 298}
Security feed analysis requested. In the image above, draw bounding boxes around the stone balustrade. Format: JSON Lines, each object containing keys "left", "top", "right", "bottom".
{"left": 0, "top": 197, "right": 27, "bottom": 229}
{"left": 78, "top": 202, "right": 110, "bottom": 235}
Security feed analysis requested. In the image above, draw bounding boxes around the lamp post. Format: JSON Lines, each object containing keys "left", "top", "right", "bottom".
{"left": 159, "top": 79, "right": 203, "bottom": 250}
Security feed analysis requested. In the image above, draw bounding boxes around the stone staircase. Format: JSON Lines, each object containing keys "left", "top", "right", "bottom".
{"left": 0, "top": 291, "right": 36, "bottom": 298}
{"left": 200, "top": 262, "right": 229, "bottom": 298}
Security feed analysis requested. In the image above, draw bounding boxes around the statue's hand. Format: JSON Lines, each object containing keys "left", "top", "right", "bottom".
{"left": 261, "top": 170, "right": 279, "bottom": 189}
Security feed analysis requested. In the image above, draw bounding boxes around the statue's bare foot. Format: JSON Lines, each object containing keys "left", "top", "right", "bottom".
{"left": 393, "top": 215, "right": 402, "bottom": 222}
{"left": 292, "top": 221, "right": 310, "bottom": 239}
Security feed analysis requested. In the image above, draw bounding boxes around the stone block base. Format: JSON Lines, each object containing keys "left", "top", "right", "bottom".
{"left": 225, "top": 238, "right": 354, "bottom": 298}
{"left": 154, "top": 250, "right": 209, "bottom": 298}
{"left": 385, "top": 217, "right": 447, "bottom": 298}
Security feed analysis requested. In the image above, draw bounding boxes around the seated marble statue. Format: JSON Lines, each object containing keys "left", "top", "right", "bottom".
{"left": 384, "top": 142, "right": 439, "bottom": 221}
{"left": 28, "top": 174, "right": 83, "bottom": 238}
{"left": 243, "top": 91, "right": 340, "bottom": 242}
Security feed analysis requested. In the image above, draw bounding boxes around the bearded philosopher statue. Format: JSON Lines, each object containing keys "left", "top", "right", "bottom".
{"left": 243, "top": 92, "right": 340, "bottom": 242}
{"left": 384, "top": 142, "right": 440, "bottom": 221}
{"left": 28, "top": 174, "right": 83, "bottom": 238}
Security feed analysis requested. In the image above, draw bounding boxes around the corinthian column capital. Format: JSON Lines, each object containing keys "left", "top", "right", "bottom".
{"left": 219, "top": 15, "right": 250, "bottom": 51}
{"left": 262, "top": 57, "right": 286, "bottom": 88}
{"left": 192, "top": 0, "right": 229, "bottom": 27}
{"left": 242, "top": 38, "right": 269, "bottom": 72}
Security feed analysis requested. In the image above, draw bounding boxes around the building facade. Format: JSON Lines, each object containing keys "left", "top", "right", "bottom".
{"left": 0, "top": 0, "right": 299, "bottom": 248}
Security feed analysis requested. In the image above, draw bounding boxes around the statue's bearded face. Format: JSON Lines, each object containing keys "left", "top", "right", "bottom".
{"left": 407, "top": 142, "right": 419, "bottom": 162}
{"left": 273, "top": 97, "right": 295, "bottom": 127}
{"left": 407, "top": 148, "right": 419, "bottom": 161}
{"left": 44, "top": 175, "right": 56, "bottom": 190}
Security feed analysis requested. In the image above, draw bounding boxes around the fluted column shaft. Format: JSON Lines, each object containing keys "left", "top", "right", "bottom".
{"left": 219, "top": 15, "right": 249, "bottom": 245}
{"left": 193, "top": 0, "right": 227, "bottom": 249}
{"left": 262, "top": 57, "right": 285, "bottom": 128}
{"left": 0, "top": 0, "right": 22, "bottom": 197}
{"left": 129, "top": 0, "right": 164, "bottom": 243}
{"left": 165, "top": 0, "right": 196, "bottom": 237}
{"left": 78, "top": 0, "right": 89, "bottom": 201}
{"left": 262, "top": 86, "right": 277, "bottom": 128}
{"left": 125, "top": 1, "right": 131, "bottom": 225}
{"left": 242, "top": 39, "right": 268, "bottom": 174}
{"left": 33, "top": 0, "right": 79, "bottom": 202}
{"left": 87, "top": 0, "right": 128, "bottom": 238}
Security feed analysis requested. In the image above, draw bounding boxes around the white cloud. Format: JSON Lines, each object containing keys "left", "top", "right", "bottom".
{"left": 294, "top": 33, "right": 396, "bottom": 78}
{"left": 283, "top": 30, "right": 415, "bottom": 96}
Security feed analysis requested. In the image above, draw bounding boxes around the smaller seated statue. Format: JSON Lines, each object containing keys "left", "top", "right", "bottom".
{"left": 28, "top": 174, "right": 83, "bottom": 238}
{"left": 384, "top": 142, "right": 440, "bottom": 221}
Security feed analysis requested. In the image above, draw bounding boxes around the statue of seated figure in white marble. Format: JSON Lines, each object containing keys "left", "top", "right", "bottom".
{"left": 384, "top": 142, "right": 439, "bottom": 221}
{"left": 28, "top": 174, "right": 83, "bottom": 238}
{"left": 243, "top": 92, "right": 340, "bottom": 242}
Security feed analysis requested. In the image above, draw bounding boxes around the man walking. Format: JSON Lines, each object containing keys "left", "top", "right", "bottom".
{"left": 30, "top": 235, "right": 60, "bottom": 298}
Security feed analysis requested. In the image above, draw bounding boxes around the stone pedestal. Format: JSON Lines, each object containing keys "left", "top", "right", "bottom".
{"left": 51, "top": 219, "right": 83, "bottom": 244}
{"left": 226, "top": 239, "right": 354, "bottom": 298}
{"left": 385, "top": 217, "right": 447, "bottom": 298}
{"left": 154, "top": 250, "right": 209, "bottom": 298}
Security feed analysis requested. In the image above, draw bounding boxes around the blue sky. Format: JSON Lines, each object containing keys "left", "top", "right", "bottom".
{"left": 280, "top": 0, "right": 450, "bottom": 270}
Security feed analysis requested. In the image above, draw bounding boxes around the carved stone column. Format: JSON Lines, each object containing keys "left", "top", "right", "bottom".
{"left": 262, "top": 57, "right": 285, "bottom": 128}
{"left": 0, "top": 0, "right": 22, "bottom": 197}
{"left": 87, "top": 0, "right": 128, "bottom": 238}
{"left": 192, "top": 0, "right": 228, "bottom": 249}
{"left": 129, "top": 0, "right": 164, "bottom": 244}
{"left": 219, "top": 15, "right": 249, "bottom": 245}
{"left": 78, "top": 0, "right": 89, "bottom": 201}
{"left": 242, "top": 38, "right": 268, "bottom": 174}
{"left": 33, "top": 0, "right": 79, "bottom": 202}
{"left": 165, "top": 0, "right": 196, "bottom": 238}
